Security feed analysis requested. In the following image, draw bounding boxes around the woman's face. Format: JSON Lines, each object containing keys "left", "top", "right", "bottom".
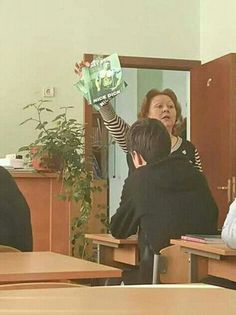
{"left": 148, "top": 95, "right": 177, "bottom": 133}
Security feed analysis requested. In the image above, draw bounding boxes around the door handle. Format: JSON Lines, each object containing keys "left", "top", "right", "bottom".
{"left": 232, "top": 176, "right": 236, "bottom": 200}
{"left": 217, "top": 178, "right": 231, "bottom": 203}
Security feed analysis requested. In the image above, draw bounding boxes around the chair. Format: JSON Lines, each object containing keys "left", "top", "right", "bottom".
{"left": 152, "top": 244, "right": 190, "bottom": 284}
{"left": 0, "top": 282, "right": 84, "bottom": 290}
{"left": 0, "top": 245, "right": 21, "bottom": 252}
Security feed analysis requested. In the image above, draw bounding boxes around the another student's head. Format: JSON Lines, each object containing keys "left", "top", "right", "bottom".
{"left": 138, "top": 88, "right": 182, "bottom": 135}
{"left": 127, "top": 118, "right": 171, "bottom": 168}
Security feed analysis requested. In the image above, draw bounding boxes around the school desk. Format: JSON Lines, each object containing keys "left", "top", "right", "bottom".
{"left": 171, "top": 239, "right": 236, "bottom": 282}
{"left": 0, "top": 285, "right": 235, "bottom": 315}
{"left": 85, "top": 233, "right": 139, "bottom": 267}
{"left": 0, "top": 251, "right": 121, "bottom": 283}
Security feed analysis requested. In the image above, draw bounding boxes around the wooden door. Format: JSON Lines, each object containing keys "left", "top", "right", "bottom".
{"left": 191, "top": 53, "right": 236, "bottom": 226}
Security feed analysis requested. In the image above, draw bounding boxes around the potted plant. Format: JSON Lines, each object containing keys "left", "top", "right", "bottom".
{"left": 19, "top": 99, "right": 106, "bottom": 258}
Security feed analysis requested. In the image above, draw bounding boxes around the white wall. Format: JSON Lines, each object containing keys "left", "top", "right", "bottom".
{"left": 200, "top": 0, "right": 236, "bottom": 62}
{"left": 137, "top": 69, "right": 163, "bottom": 111}
{"left": 0, "top": 0, "right": 200, "bottom": 156}
{"left": 162, "top": 70, "right": 189, "bottom": 118}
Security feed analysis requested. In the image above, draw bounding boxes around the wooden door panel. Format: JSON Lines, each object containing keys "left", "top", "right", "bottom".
{"left": 191, "top": 54, "right": 235, "bottom": 226}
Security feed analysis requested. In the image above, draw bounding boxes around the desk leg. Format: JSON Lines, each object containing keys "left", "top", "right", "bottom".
{"left": 189, "top": 254, "right": 198, "bottom": 283}
{"left": 97, "top": 244, "right": 101, "bottom": 264}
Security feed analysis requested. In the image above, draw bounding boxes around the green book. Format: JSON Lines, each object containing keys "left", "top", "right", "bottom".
{"left": 75, "top": 53, "right": 127, "bottom": 109}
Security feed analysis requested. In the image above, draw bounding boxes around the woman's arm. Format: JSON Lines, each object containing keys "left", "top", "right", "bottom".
{"left": 75, "top": 61, "right": 130, "bottom": 153}
{"left": 194, "top": 148, "right": 203, "bottom": 172}
{"left": 174, "top": 139, "right": 203, "bottom": 172}
{"left": 99, "top": 103, "right": 130, "bottom": 153}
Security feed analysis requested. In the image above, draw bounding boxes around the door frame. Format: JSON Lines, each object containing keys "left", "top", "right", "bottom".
{"left": 83, "top": 54, "right": 201, "bottom": 70}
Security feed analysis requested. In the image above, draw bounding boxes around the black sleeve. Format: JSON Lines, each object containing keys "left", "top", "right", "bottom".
{"left": 0, "top": 204, "right": 12, "bottom": 245}
{"left": 0, "top": 167, "right": 33, "bottom": 251}
{"left": 178, "top": 140, "right": 202, "bottom": 171}
{"left": 109, "top": 177, "right": 140, "bottom": 239}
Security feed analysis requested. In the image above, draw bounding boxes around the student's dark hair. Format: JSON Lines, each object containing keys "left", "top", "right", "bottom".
{"left": 127, "top": 118, "right": 171, "bottom": 163}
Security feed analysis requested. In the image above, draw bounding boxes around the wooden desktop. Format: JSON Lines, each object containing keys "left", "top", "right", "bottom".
{"left": 0, "top": 285, "right": 235, "bottom": 314}
{"left": 0, "top": 251, "right": 121, "bottom": 283}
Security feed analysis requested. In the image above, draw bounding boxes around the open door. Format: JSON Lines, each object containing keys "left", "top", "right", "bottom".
{"left": 191, "top": 53, "right": 236, "bottom": 226}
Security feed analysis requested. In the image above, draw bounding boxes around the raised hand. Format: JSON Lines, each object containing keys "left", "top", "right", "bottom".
{"left": 74, "top": 61, "right": 90, "bottom": 78}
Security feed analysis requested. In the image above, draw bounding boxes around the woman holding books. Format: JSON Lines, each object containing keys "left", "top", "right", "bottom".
{"left": 74, "top": 61, "right": 202, "bottom": 173}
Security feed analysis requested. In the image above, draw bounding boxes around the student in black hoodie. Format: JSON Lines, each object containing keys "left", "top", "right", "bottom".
{"left": 110, "top": 118, "right": 218, "bottom": 284}
{"left": 0, "top": 166, "right": 33, "bottom": 251}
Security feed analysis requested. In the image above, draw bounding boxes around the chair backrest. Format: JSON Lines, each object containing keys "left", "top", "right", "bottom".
{"left": 0, "top": 282, "right": 84, "bottom": 290}
{"left": 152, "top": 244, "right": 190, "bottom": 284}
{"left": 0, "top": 245, "right": 21, "bottom": 252}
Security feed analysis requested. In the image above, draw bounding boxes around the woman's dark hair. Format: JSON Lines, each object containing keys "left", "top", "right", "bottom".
{"left": 127, "top": 118, "right": 171, "bottom": 163}
{"left": 138, "top": 88, "right": 182, "bottom": 135}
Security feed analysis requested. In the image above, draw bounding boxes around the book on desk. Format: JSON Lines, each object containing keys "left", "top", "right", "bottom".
{"left": 181, "top": 234, "right": 224, "bottom": 244}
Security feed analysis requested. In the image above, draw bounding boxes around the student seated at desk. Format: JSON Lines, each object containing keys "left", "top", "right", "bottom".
{"left": 0, "top": 166, "right": 33, "bottom": 251}
{"left": 221, "top": 199, "right": 236, "bottom": 249}
{"left": 110, "top": 118, "right": 218, "bottom": 284}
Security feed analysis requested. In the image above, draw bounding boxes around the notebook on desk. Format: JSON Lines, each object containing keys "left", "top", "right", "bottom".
{"left": 181, "top": 234, "right": 224, "bottom": 244}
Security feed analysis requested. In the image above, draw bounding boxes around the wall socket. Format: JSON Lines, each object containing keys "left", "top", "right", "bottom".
{"left": 43, "top": 87, "right": 55, "bottom": 97}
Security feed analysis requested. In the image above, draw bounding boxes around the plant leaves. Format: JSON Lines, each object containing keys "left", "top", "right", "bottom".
{"left": 19, "top": 118, "right": 33, "bottom": 125}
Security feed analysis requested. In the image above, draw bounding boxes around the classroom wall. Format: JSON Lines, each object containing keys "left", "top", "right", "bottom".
{"left": 0, "top": 0, "right": 200, "bottom": 156}
{"left": 162, "top": 70, "right": 189, "bottom": 118}
{"left": 200, "top": 0, "right": 236, "bottom": 62}
{"left": 137, "top": 69, "right": 163, "bottom": 112}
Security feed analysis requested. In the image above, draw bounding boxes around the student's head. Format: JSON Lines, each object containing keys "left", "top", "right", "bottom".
{"left": 127, "top": 118, "right": 171, "bottom": 168}
{"left": 138, "top": 89, "right": 182, "bottom": 135}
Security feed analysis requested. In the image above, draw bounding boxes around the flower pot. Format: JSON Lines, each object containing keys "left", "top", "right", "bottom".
{"left": 31, "top": 146, "right": 62, "bottom": 172}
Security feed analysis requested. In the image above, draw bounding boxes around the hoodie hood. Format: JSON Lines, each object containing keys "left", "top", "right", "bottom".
{"left": 135, "top": 155, "right": 204, "bottom": 192}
